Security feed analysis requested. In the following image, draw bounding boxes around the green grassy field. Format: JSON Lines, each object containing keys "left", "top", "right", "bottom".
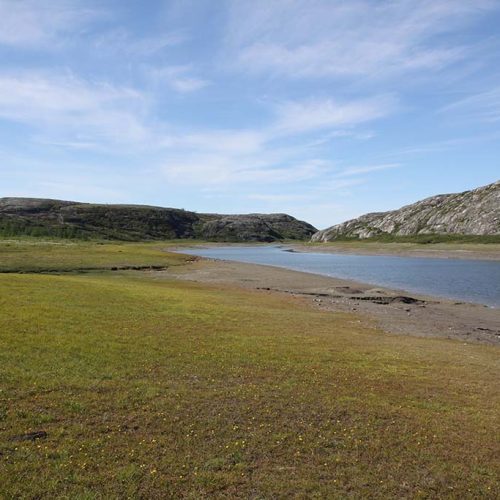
{"left": 0, "top": 239, "right": 193, "bottom": 273}
{"left": 0, "top": 240, "right": 499, "bottom": 498}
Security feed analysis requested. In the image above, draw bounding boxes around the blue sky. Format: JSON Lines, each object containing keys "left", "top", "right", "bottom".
{"left": 0, "top": 0, "right": 499, "bottom": 229}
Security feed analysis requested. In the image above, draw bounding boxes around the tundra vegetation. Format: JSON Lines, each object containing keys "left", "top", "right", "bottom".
{"left": 0, "top": 198, "right": 317, "bottom": 242}
{"left": 0, "top": 239, "right": 499, "bottom": 498}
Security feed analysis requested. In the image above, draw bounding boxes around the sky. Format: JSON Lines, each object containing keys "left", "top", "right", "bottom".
{"left": 0, "top": 0, "right": 499, "bottom": 229}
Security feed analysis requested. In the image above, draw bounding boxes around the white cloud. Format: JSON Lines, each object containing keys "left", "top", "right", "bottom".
{"left": 334, "top": 164, "right": 401, "bottom": 177}
{"left": 148, "top": 65, "right": 210, "bottom": 93}
{"left": 161, "top": 92, "right": 396, "bottom": 188}
{"left": 163, "top": 154, "right": 327, "bottom": 187}
{"left": 175, "top": 130, "right": 263, "bottom": 155}
{"left": 0, "top": 56, "right": 399, "bottom": 208}
{"left": 0, "top": 0, "right": 99, "bottom": 48}
{"left": 440, "top": 87, "right": 500, "bottom": 123}
{"left": 225, "top": 0, "right": 498, "bottom": 79}
{"left": 93, "top": 28, "right": 186, "bottom": 57}
{"left": 160, "top": 91, "right": 396, "bottom": 187}
{"left": 272, "top": 96, "right": 396, "bottom": 136}
{"left": 0, "top": 72, "right": 152, "bottom": 147}
{"left": 0, "top": 67, "right": 393, "bottom": 164}
{"left": 169, "top": 76, "right": 208, "bottom": 93}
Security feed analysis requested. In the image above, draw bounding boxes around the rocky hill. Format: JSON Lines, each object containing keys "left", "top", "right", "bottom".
{"left": 312, "top": 181, "right": 500, "bottom": 242}
{"left": 0, "top": 198, "right": 316, "bottom": 242}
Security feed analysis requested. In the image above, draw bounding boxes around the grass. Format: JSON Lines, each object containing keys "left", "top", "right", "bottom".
{"left": 304, "top": 238, "right": 500, "bottom": 257}
{"left": 0, "top": 238, "right": 193, "bottom": 273}
{"left": 0, "top": 240, "right": 499, "bottom": 497}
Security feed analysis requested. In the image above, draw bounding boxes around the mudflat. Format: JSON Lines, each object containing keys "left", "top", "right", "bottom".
{"left": 164, "top": 257, "right": 500, "bottom": 345}
{"left": 291, "top": 241, "right": 500, "bottom": 261}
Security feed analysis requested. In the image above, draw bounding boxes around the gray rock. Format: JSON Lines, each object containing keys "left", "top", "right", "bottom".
{"left": 312, "top": 181, "right": 500, "bottom": 241}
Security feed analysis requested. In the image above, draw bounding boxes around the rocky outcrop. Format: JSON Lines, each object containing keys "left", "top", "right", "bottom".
{"left": 0, "top": 198, "right": 316, "bottom": 242}
{"left": 200, "top": 214, "right": 311, "bottom": 242}
{"left": 312, "top": 181, "right": 500, "bottom": 241}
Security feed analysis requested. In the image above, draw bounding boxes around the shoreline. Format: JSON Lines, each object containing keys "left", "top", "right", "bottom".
{"left": 173, "top": 243, "right": 500, "bottom": 309}
{"left": 289, "top": 241, "right": 500, "bottom": 261}
{"left": 170, "top": 240, "right": 500, "bottom": 261}
{"left": 161, "top": 256, "right": 500, "bottom": 346}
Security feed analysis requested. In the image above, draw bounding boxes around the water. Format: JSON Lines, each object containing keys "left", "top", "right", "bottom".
{"left": 181, "top": 245, "right": 500, "bottom": 308}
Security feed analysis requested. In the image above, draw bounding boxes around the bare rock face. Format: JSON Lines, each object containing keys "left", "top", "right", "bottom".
{"left": 0, "top": 198, "right": 316, "bottom": 242}
{"left": 312, "top": 181, "right": 500, "bottom": 242}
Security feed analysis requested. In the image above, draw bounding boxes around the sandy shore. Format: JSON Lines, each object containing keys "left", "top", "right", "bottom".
{"left": 161, "top": 257, "right": 500, "bottom": 346}
{"left": 290, "top": 242, "right": 500, "bottom": 261}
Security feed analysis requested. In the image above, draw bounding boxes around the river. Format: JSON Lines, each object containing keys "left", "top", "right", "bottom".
{"left": 181, "top": 245, "right": 500, "bottom": 308}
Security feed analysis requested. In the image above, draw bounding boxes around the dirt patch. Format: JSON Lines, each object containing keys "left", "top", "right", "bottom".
{"left": 10, "top": 431, "right": 47, "bottom": 442}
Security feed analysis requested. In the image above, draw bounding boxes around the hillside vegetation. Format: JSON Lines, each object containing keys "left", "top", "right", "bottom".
{"left": 0, "top": 239, "right": 499, "bottom": 497}
{"left": 0, "top": 198, "right": 316, "bottom": 242}
{"left": 313, "top": 180, "right": 500, "bottom": 242}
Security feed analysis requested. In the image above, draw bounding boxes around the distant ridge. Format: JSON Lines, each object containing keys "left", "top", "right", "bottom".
{"left": 0, "top": 198, "right": 316, "bottom": 242}
{"left": 312, "top": 181, "right": 500, "bottom": 242}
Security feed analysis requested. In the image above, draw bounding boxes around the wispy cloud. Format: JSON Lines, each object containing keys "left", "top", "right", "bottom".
{"left": 388, "top": 132, "right": 500, "bottom": 158}
{"left": 272, "top": 96, "right": 396, "bottom": 135}
{"left": 0, "top": 0, "right": 99, "bottom": 48}
{"left": 0, "top": 66, "right": 392, "bottom": 163}
{"left": 162, "top": 154, "right": 328, "bottom": 187}
{"left": 174, "top": 130, "right": 264, "bottom": 155}
{"left": 440, "top": 87, "right": 500, "bottom": 122}
{"left": 0, "top": 72, "right": 152, "bottom": 148}
{"left": 334, "top": 164, "right": 401, "bottom": 177}
{"left": 161, "top": 94, "right": 395, "bottom": 187}
{"left": 93, "top": 28, "right": 186, "bottom": 57}
{"left": 225, "top": 0, "right": 498, "bottom": 79}
{"left": 148, "top": 65, "right": 210, "bottom": 93}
